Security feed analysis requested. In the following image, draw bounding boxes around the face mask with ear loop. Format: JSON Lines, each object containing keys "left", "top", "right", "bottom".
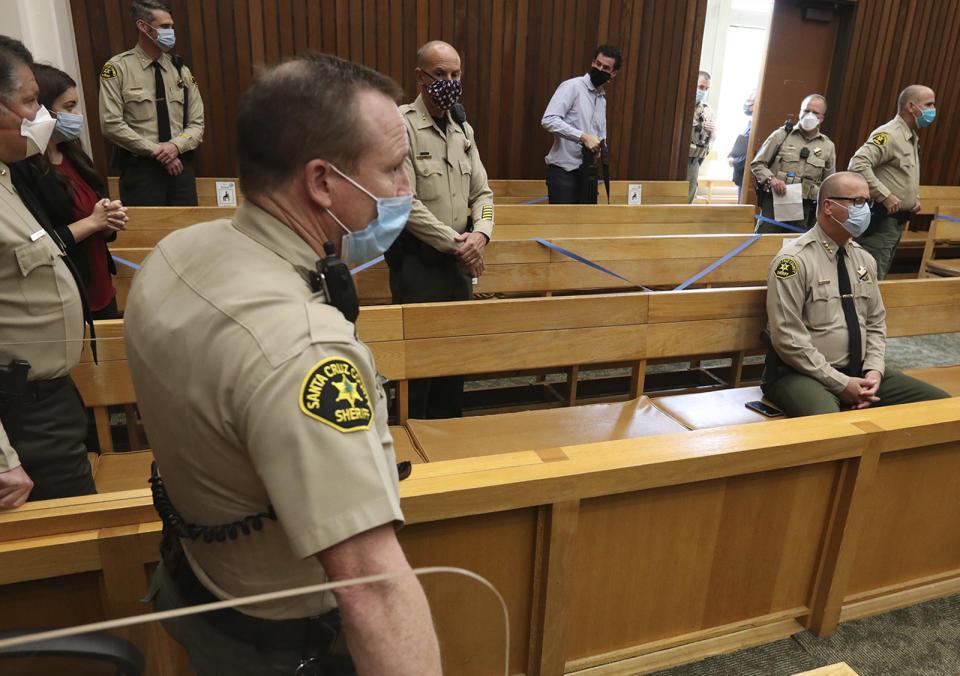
{"left": 0, "top": 103, "right": 57, "bottom": 158}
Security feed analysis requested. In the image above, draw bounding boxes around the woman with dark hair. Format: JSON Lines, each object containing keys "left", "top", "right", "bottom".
{"left": 29, "top": 64, "right": 128, "bottom": 319}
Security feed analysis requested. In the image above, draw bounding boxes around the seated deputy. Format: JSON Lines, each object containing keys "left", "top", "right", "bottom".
{"left": 762, "top": 171, "right": 949, "bottom": 417}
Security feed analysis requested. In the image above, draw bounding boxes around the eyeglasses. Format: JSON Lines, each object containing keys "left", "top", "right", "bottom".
{"left": 827, "top": 196, "right": 874, "bottom": 208}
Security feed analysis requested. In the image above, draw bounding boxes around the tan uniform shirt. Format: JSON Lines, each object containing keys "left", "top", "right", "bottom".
{"left": 99, "top": 44, "right": 205, "bottom": 157}
{"left": 400, "top": 94, "right": 494, "bottom": 254}
{"left": 750, "top": 127, "right": 837, "bottom": 200}
{"left": 766, "top": 224, "right": 886, "bottom": 394}
{"left": 0, "top": 161, "right": 84, "bottom": 472}
{"left": 124, "top": 202, "right": 403, "bottom": 619}
{"left": 847, "top": 115, "right": 919, "bottom": 210}
{"left": 689, "top": 101, "right": 715, "bottom": 160}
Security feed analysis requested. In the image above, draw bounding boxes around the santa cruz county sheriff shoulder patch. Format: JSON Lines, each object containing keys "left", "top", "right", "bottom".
{"left": 870, "top": 132, "right": 888, "bottom": 147}
{"left": 299, "top": 358, "right": 373, "bottom": 432}
{"left": 775, "top": 257, "right": 799, "bottom": 279}
{"left": 100, "top": 63, "right": 118, "bottom": 80}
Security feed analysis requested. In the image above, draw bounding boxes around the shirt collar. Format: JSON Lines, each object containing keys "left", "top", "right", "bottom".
{"left": 411, "top": 93, "right": 451, "bottom": 133}
{"left": 134, "top": 43, "right": 168, "bottom": 70}
{"left": 893, "top": 114, "right": 918, "bottom": 143}
{"left": 810, "top": 223, "right": 851, "bottom": 260}
{"left": 231, "top": 201, "right": 321, "bottom": 271}
{"left": 0, "top": 161, "right": 12, "bottom": 193}
{"left": 581, "top": 73, "right": 604, "bottom": 96}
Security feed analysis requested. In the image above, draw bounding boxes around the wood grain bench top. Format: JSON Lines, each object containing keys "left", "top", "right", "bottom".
{"left": 405, "top": 396, "right": 687, "bottom": 461}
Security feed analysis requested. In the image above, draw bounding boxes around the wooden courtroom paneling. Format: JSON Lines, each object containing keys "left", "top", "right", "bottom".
{"left": 70, "top": 0, "right": 709, "bottom": 181}
{"left": 828, "top": 0, "right": 960, "bottom": 187}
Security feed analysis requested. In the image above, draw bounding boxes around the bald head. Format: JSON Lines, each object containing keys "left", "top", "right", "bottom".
{"left": 817, "top": 172, "right": 869, "bottom": 241}
{"left": 416, "top": 41, "right": 460, "bottom": 70}
{"left": 898, "top": 84, "right": 933, "bottom": 110}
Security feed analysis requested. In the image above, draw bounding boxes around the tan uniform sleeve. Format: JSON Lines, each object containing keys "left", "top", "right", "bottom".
{"left": 823, "top": 140, "right": 836, "bottom": 180}
{"left": 0, "top": 424, "right": 20, "bottom": 473}
{"left": 750, "top": 129, "right": 786, "bottom": 185}
{"left": 401, "top": 132, "right": 462, "bottom": 255}
{"left": 703, "top": 105, "right": 716, "bottom": 153}
{"left": 465, "top": 122, "right": 494, "bottom": 241}
{"left": 98, "top": 62, "right": 159, "bottom": 157}
{"left": 861, "top": 257, "right": 886, "bottom": 375}
{"left": 171, "top": 64, "right": 204, "bottom": 154}
{"left": 241, "top": 336, "right": 403, "bottom": 560}
{"left": 767, "top": 254, "right": 850, "bottom": 393}
{"left": 847, "top": 138, "right": 892, "bottom": 202}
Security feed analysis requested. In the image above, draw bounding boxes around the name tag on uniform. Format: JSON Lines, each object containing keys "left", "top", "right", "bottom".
{"left": 30, "top": 229, "right": 47, "bottom": 242}
{"left": 417, "top": 152, "right": 432, "bottom": 160}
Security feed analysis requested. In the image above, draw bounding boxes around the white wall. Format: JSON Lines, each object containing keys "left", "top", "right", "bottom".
{"left": 0, "top": 0, "right": 93, "bottom": 152}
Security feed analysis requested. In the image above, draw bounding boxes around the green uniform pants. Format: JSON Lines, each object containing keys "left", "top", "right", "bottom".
{"left": 386, "top": 238, "right": 473, "bottom": 419}
{"left": 686, "top": 157, "right": 702, "bottom": 203}
{"left": 119, "top": 158, "right": 199, "bottom": 206}
{"left": 0, "top": 377, "right": 96, "bottom": 501}
{"left": 855, "top": 212, "right": 902, "bottom": 280}
{"left": 756, "top": 191, "right": 816, "bottom": 233}
{"left": 763, "top": 366, "right": 950, "bottom": 418}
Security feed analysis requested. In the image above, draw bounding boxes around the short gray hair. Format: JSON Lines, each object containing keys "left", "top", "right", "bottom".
{"left": 237, "top": 52, "right": 403, "bottom": 196}
{"left": 130, "top": 0, "right": 171, "bottom": 25}
{"left": 0, "top": 46, "right": 28, "bottom": 105}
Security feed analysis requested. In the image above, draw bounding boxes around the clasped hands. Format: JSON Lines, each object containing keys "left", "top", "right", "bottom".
{"left": 152, "top": 141, "right": 183, "bottom": 176}
{"left": 455, "top": 231, "right": 486, "bottom": 278}
{"left": 840, "top": 370, "right": 882, "bottom": 410}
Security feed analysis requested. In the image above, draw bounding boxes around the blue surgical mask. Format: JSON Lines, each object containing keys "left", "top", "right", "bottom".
{"left": 53, "top": 111, "right": 84, "bottom": 143}
{"left": 743, "top": 103, "right": 753, "bottom": 116}
{"left": 829, "top": 200, "right": 871, "bottom": 238}
{"left": 325, "top": 164, "right": 411, "bottom": 265}
{"left": 916, "top": 107, "right": 936, "bottom": 129}
{"left": 696, "top": 89, "right": 707, "bottom": 103}
{"left": 153, "top": 27, "right": 176, "bottom": 51}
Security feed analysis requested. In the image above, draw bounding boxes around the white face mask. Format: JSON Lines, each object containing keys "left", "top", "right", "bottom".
{"left": 20, "top": 105, "right": 57, "bottom": 158}
{"left": 799, "top": 111, "right": 820, "bottom": 132}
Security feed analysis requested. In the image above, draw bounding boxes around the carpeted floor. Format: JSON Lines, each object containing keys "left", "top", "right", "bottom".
{"left": 648, "top": 593, "right": 960, "bottom": 676}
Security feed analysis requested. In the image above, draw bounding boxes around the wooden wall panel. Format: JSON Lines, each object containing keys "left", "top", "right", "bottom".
{"left": 829, "top": 0, "right": 960, "bottom": 187}
{"left": 69, "top": 0, "right": 708, "bottom": 181}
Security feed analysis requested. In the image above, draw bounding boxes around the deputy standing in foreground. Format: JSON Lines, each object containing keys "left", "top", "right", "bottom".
{"left": 125, "top": 53, "right": 440, "bottom": 675}
{"left": 848, "top": 84, "right": 935, "bottom": 279}
{"left": 762, "top": 172, "right": 948, "bottom": 417}
{"left": 99, "top": 0, "right": 204, "bottom": 205}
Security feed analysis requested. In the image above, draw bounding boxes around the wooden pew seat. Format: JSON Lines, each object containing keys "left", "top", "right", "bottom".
{"left": 93, "top": 450, "right": 155, "bottom": 493}
{"left": 405, "top": 396, "right": 687, "bottom": 461}
{"left": 923, "top": 259, "right": 960, "bottom": 276}
{"left": 392, "top": 425, "right": 427, "bottom": 464}
{"left": 652, "top": 387, "right": 769, "bottom": 429}
{"left": 652, "top": 365, "right": 960, "bottom": 431}
{"left": 902, "top": 365, "right": 960, "bottom": 395}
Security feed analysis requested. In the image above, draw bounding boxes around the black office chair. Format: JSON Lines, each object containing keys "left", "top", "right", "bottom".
{"left": 0, "top": 628, "right": 144, "bottom": 675}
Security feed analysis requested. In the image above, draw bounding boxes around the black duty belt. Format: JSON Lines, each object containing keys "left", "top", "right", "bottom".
{"left": 160, "top": 530, "right": 341, "bottom": 653}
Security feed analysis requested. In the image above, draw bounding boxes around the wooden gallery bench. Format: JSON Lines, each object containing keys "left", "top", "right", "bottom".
{"left": 487, "top": 179, "right": 690, "bottom": 204}
{"left": 1, "top": 392, "right": 959, "bottom": 674}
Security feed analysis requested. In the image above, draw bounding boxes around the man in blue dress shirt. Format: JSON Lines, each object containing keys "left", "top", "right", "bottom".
{"left": 541, "top": 45, "right": 621, "bottom": 204}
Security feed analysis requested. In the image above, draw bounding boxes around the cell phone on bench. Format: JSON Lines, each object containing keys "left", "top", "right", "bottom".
{"left": 745, "top": 400, "right": 783, "bottom": 417}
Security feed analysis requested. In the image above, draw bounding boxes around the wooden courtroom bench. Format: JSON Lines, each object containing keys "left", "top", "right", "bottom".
{"left": 393, "top": 278, "right": 960, "bottom": 460}
{"left": 109, "top": 176, "right": 245, "bottom": 207}
{"left": 918, "top": 206, "right": 960, "bottom": 277}
{"left": 1, "top": 397, "right": 960, "bottom": 674}
{"left": 487, "top": 179, "right": 689, "bottom": 204}
{"left": 110, "top": 233, "right": 797, "bottom": 310}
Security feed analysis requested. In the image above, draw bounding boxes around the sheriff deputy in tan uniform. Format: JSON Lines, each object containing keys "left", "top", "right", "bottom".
{"left": 387, "top": 40, "right": 494, "bottom": 419}
{"left": 99, "top": 0, "right": 204, "bottom": 206}
{"left": 848, "top": 84, "right": 935, "bottom": 280}
{"left": 0, "top": 42, "right": 95, "bottom": 508}
{"left": 751, "top": 94, "right": 836, "bottom": 233}
{"left": 124, "top": 53, "right": 440, "bottom": 674}
{"left": 762, "top": 172, "right": 948, "bottom": 417}
{"left": 687, "top": 70, "right": 716, "bottom": 203}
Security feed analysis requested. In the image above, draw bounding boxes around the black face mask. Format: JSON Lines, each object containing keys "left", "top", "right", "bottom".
{"left": 589, "top": 67, "right": 612, "bottom": 88}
